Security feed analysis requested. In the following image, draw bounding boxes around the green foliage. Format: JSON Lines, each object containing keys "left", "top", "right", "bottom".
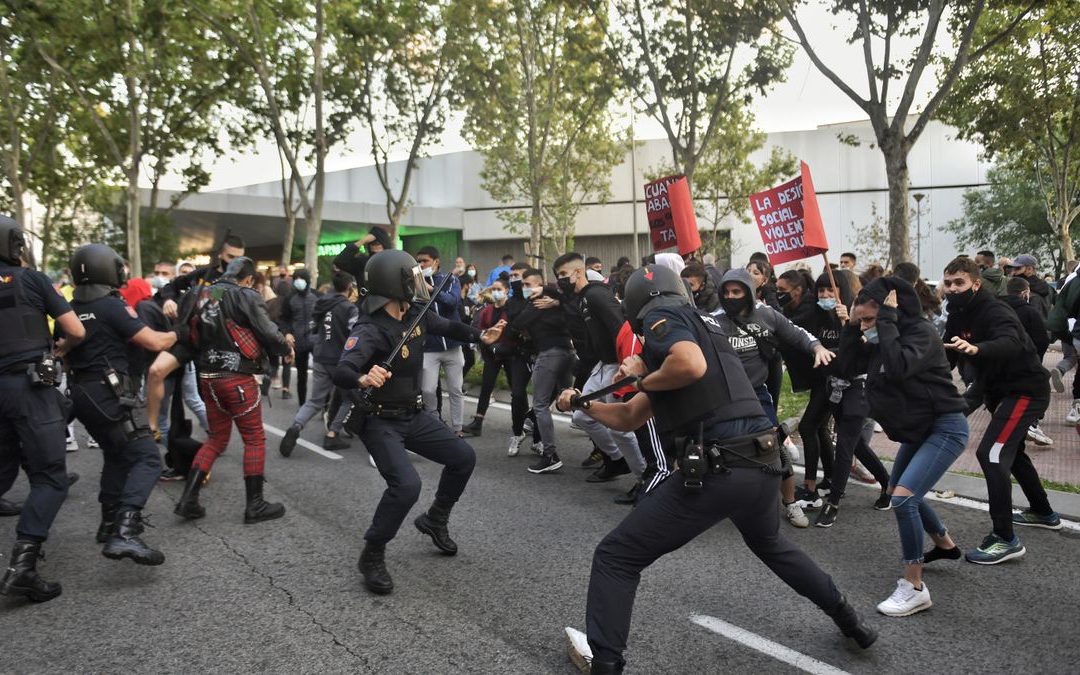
{"left": 599, "top": 0, "right": 793, "bottom": 182}
{"left": 331, "top": 0, "right": 462, "bottom": 238}
{"left": 938, "top": 0, "right": 1080, "bottom": 261}
{"left": 457, "top": 0, "right": 623, "bottom": 259}
{"left": 946, "top": 163, "right": 1068, "bottom": 275}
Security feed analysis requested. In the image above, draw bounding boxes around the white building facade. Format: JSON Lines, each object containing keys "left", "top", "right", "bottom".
{"left": 157, "top": 117, "right": 988, "bottom": 277}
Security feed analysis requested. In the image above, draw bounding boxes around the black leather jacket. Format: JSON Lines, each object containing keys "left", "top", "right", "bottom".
{"left": 191, "top": 278, "right": 290, "bottom": 375}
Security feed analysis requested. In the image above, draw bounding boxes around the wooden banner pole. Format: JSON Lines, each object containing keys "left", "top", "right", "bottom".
{"left": 821, "top": 251, "right": 839, "bottom": 296}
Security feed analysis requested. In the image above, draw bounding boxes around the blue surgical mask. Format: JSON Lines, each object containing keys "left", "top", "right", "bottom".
{"left": 522, "top": 287, "right": 536, "bottom": 299}
{"left": 491, "top": 290, "right": 507, "bottom": 302}
{"left": 817, "top": 297, "right": 837, "bottom": 311}
{"left": 863, "top": 327, "right": 879, "bottom": 344}
{"left": 293, "top": 278, "right": 308, "bottom": 292}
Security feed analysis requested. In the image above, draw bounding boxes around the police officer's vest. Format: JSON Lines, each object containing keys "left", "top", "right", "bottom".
{"left": 0, "top": 265, "right": 52, "bottom": 361}
{"left": 365, "top": 310, "right": 427, "bottom": 408}
{"left": 645, "top": 305, "right": 764, "bottom": 435}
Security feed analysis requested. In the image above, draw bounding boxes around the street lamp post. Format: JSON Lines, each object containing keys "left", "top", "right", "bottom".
{"left": 913, "top": 192, "right": 925, "bottom": 270}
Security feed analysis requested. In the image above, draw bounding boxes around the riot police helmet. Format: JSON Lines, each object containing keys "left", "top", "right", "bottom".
{"left": 621, "top": 263, "right": 691, "bottom": 334}
{"left": 0, "top": 215, "right": 28, "bottom": 266}
{"left": 70, "top": 244, "right": 128, "bottom": 302}
{"left": 360, "top": 249, "right": 431, "bottom": 314}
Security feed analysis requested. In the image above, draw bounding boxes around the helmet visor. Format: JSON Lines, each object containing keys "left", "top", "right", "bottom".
{"left": 409, "top": 264, "right": 431, "bottom": 303}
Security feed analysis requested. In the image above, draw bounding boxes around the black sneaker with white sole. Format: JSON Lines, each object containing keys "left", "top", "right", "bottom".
{"left": 873, "top": 491, "right": 891, "bottom": 510}
{"left": 528, "top": 452, "right": 563, "bottom": 474}
{"left": 794, "top": 485, "right": 823, "bottom": 510}
{"left": 815, "top": 504, "right": 838, "bottom": 528}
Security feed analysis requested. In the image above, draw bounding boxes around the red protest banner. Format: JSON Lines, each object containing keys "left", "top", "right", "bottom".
{"left": 644, "top": 174, "right": 700, "bottom": 255}
{"left": 645, "top": 175, "right": 680, "bottom": 251}
{"left": 668, "top": 178, "right": 701, "bottom": 256}
{"left": 749, "top": 161, "right": 830, "bottom": 265}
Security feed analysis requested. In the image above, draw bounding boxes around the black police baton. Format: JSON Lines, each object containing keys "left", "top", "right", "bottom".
{"left": 568, "top": 376, "right": 642, "bottom": 409}
{"left": 351, "top": 271, "right": 454, "bottom": 407}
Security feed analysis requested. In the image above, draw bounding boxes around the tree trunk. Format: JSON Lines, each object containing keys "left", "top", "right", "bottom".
{"left": 305, "top": 0, "right": 326, "bottom": 287}
{"left": 883, "top": 145, "right": 911, "bottom": 267}
{"left": 1057, "top": 212, "right": 1076, "bottom": 263}
{"left": 127, "top": 167, "right": 142, "bottom": 278}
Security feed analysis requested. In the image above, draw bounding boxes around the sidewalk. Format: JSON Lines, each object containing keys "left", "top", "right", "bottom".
{"left": 868, "top": 353, "right": 1079, "bottom": 488}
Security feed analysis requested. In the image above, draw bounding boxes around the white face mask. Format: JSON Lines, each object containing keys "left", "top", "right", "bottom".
{"left": 294, "top": 278, "right": 308, "bottom": 292}
{"left": 491, "top": 290, "right": 507, "bottom": 302}
{"left": 150, "top": 275, "right": 168, "bottom": 290}
{"left": 422, "top": 266, "right": 435, "bottom": 279}
{"left": 467, "top": 269, "right": 476, "bottom": 278}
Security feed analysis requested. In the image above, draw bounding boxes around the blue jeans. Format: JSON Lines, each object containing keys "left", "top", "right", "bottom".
{"left": 889, "top": 412, "right": 969, "bottom": 563}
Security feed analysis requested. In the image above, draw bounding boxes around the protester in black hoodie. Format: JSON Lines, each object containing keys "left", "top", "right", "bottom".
{"left": 853, "top": 276, "right": 968, "bottom": 617}
{"left": 941, "top": 257, "right": 1062, "bottom": 568}
{"left": 790, "top": 270, "right": 853, "bottom": 510}
{"left": 680, "top": 262, "right": 720, "bottom": 312}
{"left": 279, "top": 272, "right": 359, "bottom": 455}
{"left": 1004, "top": 276, "right": 1050, "bottom": 359}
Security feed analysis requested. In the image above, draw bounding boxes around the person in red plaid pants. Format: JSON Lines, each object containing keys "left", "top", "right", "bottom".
{"left": 174, "top": 257, "right": 295, "bottom": 524}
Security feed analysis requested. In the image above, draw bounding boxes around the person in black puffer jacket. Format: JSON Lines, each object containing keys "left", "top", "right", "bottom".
{"left": 853, "top": 275, "right": 968, "bottom": 617}
{"left": 278, "top": 268, "right": 319, "bottom": 404}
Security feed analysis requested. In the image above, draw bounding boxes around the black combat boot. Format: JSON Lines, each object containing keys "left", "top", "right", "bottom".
{"left": 589, "top": 660, "right": 625, "bottom": 674}
{"left": 461, "top": 415, "right": 483, "bottom": 437}
{"left": 414, "top": 497, "right": 458, "bottom": 555}
{"left": 243, "top": 475, "right": 285, "bottom": 524}
{"left": 358, "top": 542, "right": 394, "bottom": 595}
{"left": 0, "top": 541, "right": 62, "bottom": 603}
{"left": 96, "top": 503, "right": 119, "bottom": 543}
{"left": 102, "top": 509, "right": 165, "bottom": 566}
{"left": 826, "top": 595, "right": 877, "bottom": 649}
{"left": 174, "top": 469, "right": 208, "bottom": 520}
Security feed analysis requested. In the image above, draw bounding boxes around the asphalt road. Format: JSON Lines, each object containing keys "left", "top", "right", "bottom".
{"left": 2, "top": 393, "right": 1078, "bottom": 674}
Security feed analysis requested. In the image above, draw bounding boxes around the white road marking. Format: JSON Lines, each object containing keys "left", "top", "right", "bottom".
{"left": 689, "top": 615, "right": 852, "bottom": 675}
{"left": 263, "top": 423, "right": 344, "bottom": 460}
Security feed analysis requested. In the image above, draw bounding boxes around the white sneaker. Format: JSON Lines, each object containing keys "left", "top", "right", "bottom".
{"left": 564, "top": 626, "right": 592, "bottom": 673}
{"left": 530, "top": 441, "right": 544, "bottom": 455}
{"left": 877, "top": 579, "right": 932, "bottom": 617}
{"left": 1066, "top": 400, "right": 1080, "bottom": 425}
{"left": 785, "top": 502, "right": 809, "bottom": 528}
{"left": 783, "top": 437, "right": 801, "bottom": 463}
{"left": 1026, "top": 425, "right": 1053, "bottom": 446}
{"left": 65, "top": 437, "right": 79, "bottom": 452}
{"left": 86, "top": 437, "right": 99, "bottom": 449}
{"left": 507, "top": 434, "right": 525, "bottom": 457}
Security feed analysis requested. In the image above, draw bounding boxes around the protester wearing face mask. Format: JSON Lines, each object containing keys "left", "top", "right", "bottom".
{"left": 158, "top": 235, "right": 246, "bottom": 320}
{"left": 464, "top": 280, "right": 525, "bottom": 438}
{"left": 941, "top": 257, "right": 1062, "bottom": 567}
{"left": 149, "top": 261, "right": 174, "bottom": 293}
{"left": 416, "top": 246, "right": 469, "bottom": 437}
{"left": 508, "top": 270, "right": 574, "bottom": 473}
{"left": 791, "top": 270, "right": 855, "bottom": 512}
{"left": 278, "top": 268, "right": 318, "bottom": 403}
{"left": 853, "top": 277, "right": 969, "bottom": 617}
{"left": 680, "top": 262, "right": 720, "bottom": 312}
{"left": 712, "top": 268, "right": 836, "bottom": 528}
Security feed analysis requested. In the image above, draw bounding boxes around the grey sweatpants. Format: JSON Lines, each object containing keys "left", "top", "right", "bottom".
{"left": 422, "top": 347, "right": 465, "bottom": 431}
{"left": 572, "top": 362, "right": 645, "bottom": 475}
{"left": 531, "top": 347, "right": 574, "bottom": 453}
{"left": 293, "top": 362, "right": 351, "bottom": 433}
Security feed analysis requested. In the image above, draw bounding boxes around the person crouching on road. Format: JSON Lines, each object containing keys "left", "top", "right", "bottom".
{"left": 561, "top": 265, "right": 875, "bottom": 673}
{"left": 332, "top": 250, "right": 505, "bottom": 595}
{"left": 173, "top": 257, "right": 295, "bottom": 525}
{"left": 852, "top": 277, "right": 968, "bottom": 616}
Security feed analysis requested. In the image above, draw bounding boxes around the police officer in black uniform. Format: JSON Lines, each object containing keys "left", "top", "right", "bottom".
{"left": 557, "top": 265, "right": 876, "bottom": 673}
{"left": 0, "top": 216, "right": 85, "bottom": 603}
{"left": 66, "top": 244, "right": 182, "bottom": 565}
{"left": 333, "top": 250, "right": 505, "bottom": 595}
